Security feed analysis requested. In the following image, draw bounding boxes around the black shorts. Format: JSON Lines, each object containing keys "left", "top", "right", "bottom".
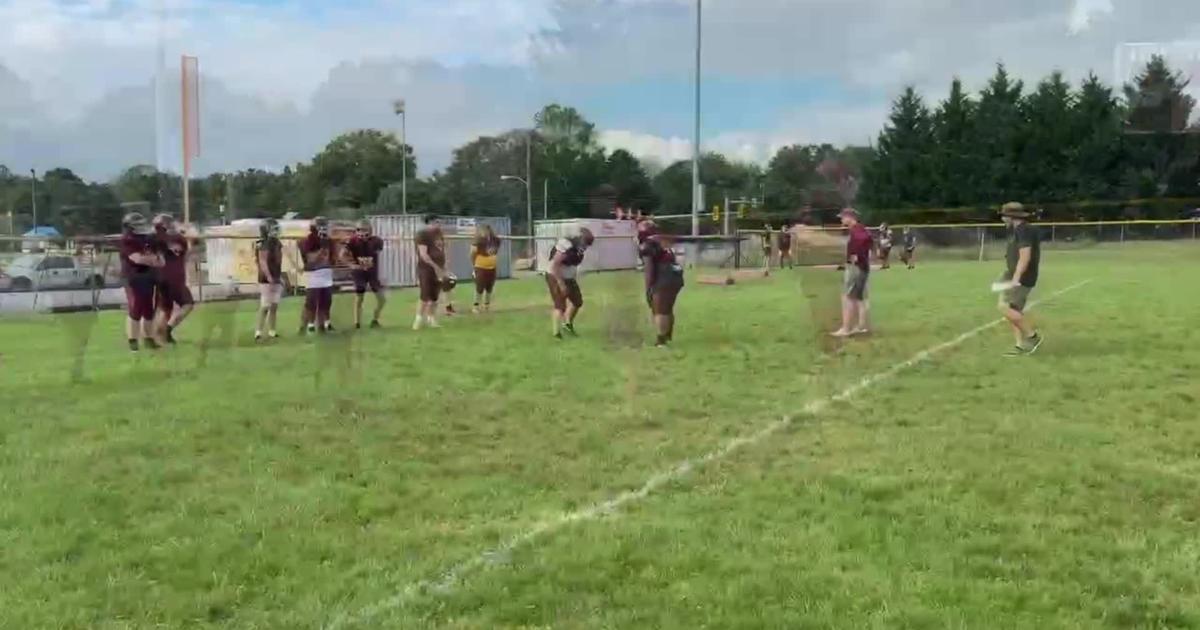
{"left": 305, "top": 287, "right": 333, "bottom": 316}
{"left": 353, "top": 271, "right": 382, "bottom": 295}
{"left": 474, "top": 268, "right": 497, "bottom": 293}
{"left": 545, "top": 275, "right": 582, "bottom": 312}
{"left": 417, "top": 266, "right": 440, "bottom": 303}
{"left": 156, "top": 282, "right": 194, "bottom": 312}
{"left": 124, "top": 277, "right": 156, "bottom": 321}
{"left": 648, "top": 282, "right": 683, "bottom": 316}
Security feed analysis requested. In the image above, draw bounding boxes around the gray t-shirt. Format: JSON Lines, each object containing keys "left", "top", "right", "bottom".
{"left": 1004, "top": 222, "right": 1041, "bottom": 288}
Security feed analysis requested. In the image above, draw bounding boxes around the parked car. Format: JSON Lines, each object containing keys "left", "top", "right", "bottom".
{"left": 0, "top": 254, "right": 107, "bottom": 292}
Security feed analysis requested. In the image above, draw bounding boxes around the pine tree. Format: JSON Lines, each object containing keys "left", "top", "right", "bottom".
{"left": 1018, "top": 71, "right": 1076, "bottom": 200}
{"left": 863, "top": 86, "right": 935, "bottom": 207}
{"left": 1122, "top": 55, "right": 1199, "bottom": 196}
{"left": 1070, "top": 73, "right": 1125, "bottom": 199}
{"left": 974, "top": 64, "right": 1025, "bottom": 203}
{"left": 931, "top": 78, "right": 978, "bottom": 206}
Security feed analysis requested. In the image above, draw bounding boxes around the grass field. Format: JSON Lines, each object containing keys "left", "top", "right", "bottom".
{"left": 2, "top": 243, "right": 1199, "bottom": 629}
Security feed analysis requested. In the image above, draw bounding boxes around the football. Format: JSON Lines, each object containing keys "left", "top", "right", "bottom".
{"left": 441, "top": 273, "right": 458, "bottom": 292}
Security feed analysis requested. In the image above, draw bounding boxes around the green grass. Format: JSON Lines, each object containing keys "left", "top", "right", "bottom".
{"left": 2, "top": 243, "right": 1199, "bottom": 629}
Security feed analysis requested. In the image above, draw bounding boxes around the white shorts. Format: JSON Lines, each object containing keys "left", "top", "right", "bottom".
{"left": 260, "top": 283, "right": 284, "bottom": 307}
{"left": 305, "top": 268, "right": 334, "bottom": 289}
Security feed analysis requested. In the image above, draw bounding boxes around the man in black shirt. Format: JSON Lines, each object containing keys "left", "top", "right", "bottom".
{"left": 997, "top": 202, "right": 1043, "bottom": 356}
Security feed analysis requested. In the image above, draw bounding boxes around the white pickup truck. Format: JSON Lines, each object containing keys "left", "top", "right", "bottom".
{"left": 0, "top": 254, "right": 110, "bottom": 292}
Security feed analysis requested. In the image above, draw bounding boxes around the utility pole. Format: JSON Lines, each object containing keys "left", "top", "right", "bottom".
{"left": 393, "top": 99, "right": 408, "bottom": 214}
{"left": 543, "top": 179, "right": 549, "bottom": 219}
{"left": 691, "top": 0, "right": 702, "bottom": 236}
{"left": 30, "top": 169, "right": 37, "bottom": 231}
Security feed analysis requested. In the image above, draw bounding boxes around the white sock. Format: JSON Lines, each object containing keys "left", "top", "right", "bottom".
{"left": 255, "top": 330, "right": 262, "bottom": 337}
{"left": 413, "top": 314, "right": 424, "bottom": 330}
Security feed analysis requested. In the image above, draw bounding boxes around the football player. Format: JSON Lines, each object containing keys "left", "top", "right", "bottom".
{"left": 346, "top": 219, "right": 386, "bottom": 329}
{"left": 545, "top": 227, "right": 595, "bottom": 339}
{"left": 471, "top": 224, "right": 502, "bottom": 313}
{"left": 878, "top": 222, "right": 895, "bottom": 269}
{"left": 254, "top": 218, "right": 284, "bottom": 341}
{"left": 414, "top": 214, "right": 448, "bottom": 330}
{"left": 639, "top": 221, "right": 684, "bottom": 347}
{"left": 299, "top": 217, "right": 336, "bottom": 334}
{"left": 778, "top": 221, "right": 795, "bottom": 269}
{"left": 119, "top": 212, "right": 164, "bottom": 351}
{"left": 151, "top": 214, "right": 194, "bottom": 344}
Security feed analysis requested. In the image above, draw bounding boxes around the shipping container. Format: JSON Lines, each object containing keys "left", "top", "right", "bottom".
{"left": 369, "top": 215, "right": 513, "bottom": 287}
{"left": 534, "top": 218, "right": 638, "bottom": 272}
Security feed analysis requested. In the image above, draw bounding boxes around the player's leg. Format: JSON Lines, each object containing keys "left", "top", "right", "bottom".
{"left": 301, "top": 289, "right": 317, "bottom": 334}
{"left": 371, "top": 281, "right": 385, "bottom": 327}
{"left": 546, "top": 274, "right": 565, "bottom": 338}
{"left": 1000, "top": 288, "right": 1039, "bottom": 353}
{"left": 124, "top": 286, "right": 143, "bottom": 351}
{"left": 319, "top": 288, "right": 333, "bottom": 332}
{"left": 563, "top": 280, "right": 582, "bottom": 334}
{"left": 854, "top": 276, "right": 871, "bottom": 334}
{"left": 832, "top": 268, "right": 858, "bottom": 336}
{"left": 256, "top": 288, "right": 270, "bottom": 341}
{"left": 165, "top": 285, "right": 194, "bottom": 342}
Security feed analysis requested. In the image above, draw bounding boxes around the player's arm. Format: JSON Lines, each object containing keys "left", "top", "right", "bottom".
{"left": 258, "top": 247, "right": 276, "bottom": 284}
{"left": 129, "top": 250, "right": 164, "bottom": 268}
{"left": 417, "top": 244, "right": 445, "bottom": 278}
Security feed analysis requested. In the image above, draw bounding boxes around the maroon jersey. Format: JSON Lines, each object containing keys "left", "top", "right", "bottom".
{"left": 255, "top": 237, "right": 283, "bottom": 283}
{"left": 347, "top": 235, "right": 384, "bottom": 274}
{"left": 847, "top": 223, "right": 873, "bottom": 272}
{"left": 120, "top": 234, "right": 157, "bottom": 281}
{"left": 640, "top": 236, "right": 682, "bottom": 288}
{"left": 415, "top": 227, "right": 445, "bottom": 268}
{"left": 157, "top": 234, "right": 189, "bottom": 285}
{"left": 300, "top": 234, "right": 334, "bottom": 271}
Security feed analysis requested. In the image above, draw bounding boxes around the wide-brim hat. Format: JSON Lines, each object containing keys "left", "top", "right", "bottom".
{"left": 1000, "top": 202, "right": 1032, "bottom": 218}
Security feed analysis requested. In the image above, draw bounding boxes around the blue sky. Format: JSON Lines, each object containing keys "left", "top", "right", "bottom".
{"left": 2, "top": 0, "right": 1198, "bottom": 179}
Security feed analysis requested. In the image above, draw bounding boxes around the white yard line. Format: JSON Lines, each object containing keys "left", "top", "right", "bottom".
{"left": 325, "top": 279, "right": 1093, "bottom": 630}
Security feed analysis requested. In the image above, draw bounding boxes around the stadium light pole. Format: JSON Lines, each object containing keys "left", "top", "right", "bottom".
{"left": 691, "top": 0, "right": 702, "bottom": 236}
{"left": 30, "top": 169, "right": 37, "bottom": 231}
{"left": 393, "top": 99, "right": 408, "bottom": 214}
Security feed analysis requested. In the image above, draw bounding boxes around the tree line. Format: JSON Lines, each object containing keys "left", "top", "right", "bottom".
{"left": 862, "top": 55, "right": 1199, "bottom": 222}
{"left": 2, "top": 56, "right": 1196, "bottom": 237}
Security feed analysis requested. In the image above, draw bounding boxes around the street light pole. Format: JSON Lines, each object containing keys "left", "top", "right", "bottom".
{"left": 30, "top": 169, "right": 37, "bottom": 231}
{"left": 525, "top": 133, "right": 533, "bottom": 253}
{"left": 393, "top": 99, "right": 408, "bottom": 214}
{"left": 543, "top": 179, "right": 548, "bottom": 219}
{"left": 691, "top": 0, "right": 702, "bottom": 236}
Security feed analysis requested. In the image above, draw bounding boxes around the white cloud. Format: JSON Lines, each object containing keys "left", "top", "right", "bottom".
{"left": 4, "top": 0, "right": 1200, "bottom": 181}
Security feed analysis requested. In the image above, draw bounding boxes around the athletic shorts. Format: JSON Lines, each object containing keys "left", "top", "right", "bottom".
{"left": 260, "top": 283, "right": 283, "bottom": 307}
{"left": 649, "top": 282, "right": 682, "bottom": 316}
{"left": 124, "top": 278, "right": 156, "bottom": 321}
{"left": 156, "top": 282, "right": 193, "bottom": 312}
{"left": 474, "top": 268, "right": 497, "bottom": 293}
{"left": 1001, "top": 285, "right": 1033, "bottom": 312}
{"left": 545, "top": 275, "right": 583, "bottom": 312}
{"left": 844, "top": 265, "right": 870, "bottom": 301}
{"left": 353, "top": 271, "right": 382, "bottom": 295}
{"left": 417, "top": 266, "right": 441, "bottom": 303}
{"left": 305, "top": 286, "right": 333, "bottom": 316}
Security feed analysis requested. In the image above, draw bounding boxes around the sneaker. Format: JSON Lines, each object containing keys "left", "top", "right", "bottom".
{"left": 370, "top": 320, "right": 381, "bottom": 329}
{"left": 355, "top": 322, "right": 362, "bottom": 330}
{"left": 269, "top": 331, "right": 279, "bottom": 339}
{"left": 445, "top": 305, "right": 457, "bottom": 316}
{"left": 128, "top": 339, "right": 139, "bottom": 353}
{"left": 554, "top": 332, "right": 563, "bottom": 340}
{"left": 829, "top": 329, "right": 853, "bottom": 338}
{"left": 166, "top": 329, "right": 177, "bottom": 345}
{"left": 563, "top": 323, "right": 578, "bottom": 337}
{"left": 1004, "top": 345, "right": 1028, "bottom": 357}
{"left": 307, "top": 324, "right": 316, "bottom": 333}
{"left": 472, "top": 305, "right": 480, "bottom": 314}
{"left": 254, "top": 332, "right": 263, "bottom": 343}
{"left": 1024, "top": 333, "right": 1044, "bottom": 355}
{"left": 852, "top": 328, "right": 871, "bottom": 336}
{"left": 144, "top": 338, "right": 161, "bottom": 350}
